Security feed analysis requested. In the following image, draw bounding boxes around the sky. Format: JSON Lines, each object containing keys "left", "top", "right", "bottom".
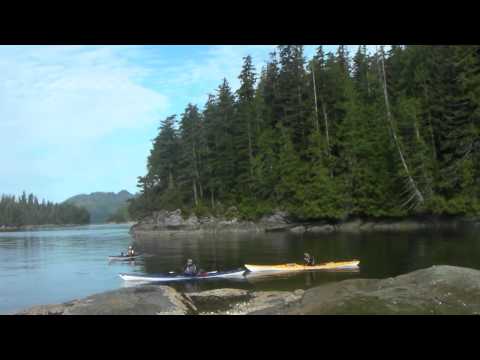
{"left": 0, "top": 45, "right": 369, "bottom": 203}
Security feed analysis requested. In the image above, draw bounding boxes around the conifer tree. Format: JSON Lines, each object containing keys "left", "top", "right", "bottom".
{"left": 235, "top": 55, "right": 257, "bottom": 191}
{"left": 129, "top": 45, "right": 480, "bottom": 221}
{"left": 178, "top": 104, "right": 203, "bottom": 206}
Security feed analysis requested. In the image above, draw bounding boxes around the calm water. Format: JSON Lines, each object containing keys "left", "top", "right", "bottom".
{"left": 1, "top": 223, "right": 480, "bottom": 314}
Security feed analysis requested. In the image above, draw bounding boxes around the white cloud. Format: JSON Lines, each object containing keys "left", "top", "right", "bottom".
{"left": 155, "top": 45, "right": 377, "bottom": 99}
{"left": 154, "top": 45, "right": 277, "bottom": 98}
{"left": 0, "top": 45, "right": 168, "bottom": 201}
{"left": 0, "top": 46, "right": 168, "bottom": 148}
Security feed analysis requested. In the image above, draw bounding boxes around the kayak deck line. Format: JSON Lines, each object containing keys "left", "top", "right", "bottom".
{"left": 244, "top": 260, "right": 360, "bottom": 273}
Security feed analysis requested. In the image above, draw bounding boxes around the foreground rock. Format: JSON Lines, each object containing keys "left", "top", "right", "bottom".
{"left": 194, "top": 289, "right": 304, "bottom": 315}
{"left": 252, "top": 265, "right": 480, "bottom": 315}
{"left": 18, "top": 286, "right": 195, "bottom": 315}
{"left": 186, "top": 289, "right": 251, "bottom": 313}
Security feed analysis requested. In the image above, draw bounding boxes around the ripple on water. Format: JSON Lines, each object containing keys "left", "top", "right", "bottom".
{"left": 2, "top": 224, "right": 480, "bottom": 314}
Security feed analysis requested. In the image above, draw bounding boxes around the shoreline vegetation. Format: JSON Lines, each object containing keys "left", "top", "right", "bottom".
{"left": 0, "top": 224, "right": 81, "bottom": 232}
{"left": 130, "top": 208, "right": 479, "bottom": 238}
{"left": 0, "top": 191, "right": 137, "bottom": 232}
{"left": 127, "top": 45, "right": 480, "bottom": 233}
{"left": 0, "top": 192, "right": 90, "bottom": 231}
{"left": 0, "top": 221, "right": 135, "bottom": 233}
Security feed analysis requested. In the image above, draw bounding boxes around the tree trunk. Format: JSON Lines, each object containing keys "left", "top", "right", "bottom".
{"left": 247, "top": 115, "right": 254, "bottom": 179}
{"left": 168, "top": 170, "right": 174, "bottom": 190}
{"left": 413, "top": 107, "right": 434, "bottom": 197}
{"left": 193, "top": 179, "right": 198, "bottom": 206}
{"left": 413, "top": 110, "right": 421, "bottom": 142}
{"left": 422, "top": 82, "right": 438, "bottom": 161}
{"left": 320, "top": 99, "right": 330, "bottom": 150}
{"left": 193, "top": 143, "right": 201, "bottom": 199}
{"left": 317, "top": 81, "right": 332, "bottom": 178}
{"left": 297, "top": 85, "right": 305, "bottom": 146}
{"left": 378, "top": 46, "right": 424, "bottom": 205}
{"left": 315, "top": 70, "right": 330, "bottom": 151}
{"left": 366, "top": 72, "right": 371, "bottom": 97}
{"left": 312, "top": 66, "right": 320, "bottom": 133}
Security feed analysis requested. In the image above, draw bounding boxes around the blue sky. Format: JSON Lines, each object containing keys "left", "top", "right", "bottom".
{"left": 0, "top": 45, "right": 368, "bottom": 203}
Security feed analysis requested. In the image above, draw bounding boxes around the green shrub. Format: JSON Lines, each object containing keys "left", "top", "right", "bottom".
{"left": 192, "top": 202, "right": 212, "bottom": 218}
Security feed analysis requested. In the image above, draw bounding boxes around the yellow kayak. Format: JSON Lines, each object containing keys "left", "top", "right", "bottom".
{"left": 244, "top": 260, "right": 360, "bottom": 273}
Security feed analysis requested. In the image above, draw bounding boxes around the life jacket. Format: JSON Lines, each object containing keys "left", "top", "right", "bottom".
{"left": 305, "top": 256, "right": 315, "bottom": 266}
{"left": 184, "top": 264, "right": 197, "bottom": 275}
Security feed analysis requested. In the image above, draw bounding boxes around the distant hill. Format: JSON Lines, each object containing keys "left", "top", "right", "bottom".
{"left": 64, "top": 190, "right": 135, "bottom": 223}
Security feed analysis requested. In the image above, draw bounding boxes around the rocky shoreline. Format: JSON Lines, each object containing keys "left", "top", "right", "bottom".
{"left": 16, "top": 265, "right": 480, "bottom": 315}
{"left": 0, "top": 224, "right": 87, "bottom": 232}
{"left": 0, "top": 222, "right": 135, "bottom": 233}
{"left": 129, "top": 209, "right": 479, "bottom": 238}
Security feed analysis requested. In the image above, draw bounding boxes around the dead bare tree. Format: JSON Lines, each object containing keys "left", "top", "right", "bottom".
{"left": 312, "top": 65, "right": 320, "bottom": 133}
{"left": 377, "top": 46, "right": 425, "bottom": 207}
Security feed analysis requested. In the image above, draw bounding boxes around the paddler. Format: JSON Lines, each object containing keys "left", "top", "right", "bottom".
{"left": 127, "top": 246, "right": 135, "bottom": 257}
{"left": 184, "top": 259, "right": 198, "bottom": 276}
{"left": 304, "top": 252, "right": 315, "bottom": 266}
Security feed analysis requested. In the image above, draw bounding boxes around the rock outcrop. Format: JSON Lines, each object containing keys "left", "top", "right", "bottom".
{"left": 130, "top": 209, "right": 290, "bottom": 237}
{"left": 130, "top": 209, "right": 475, "bottom": 238}
{"left": 252, "top": 265, "right": 480, "bottom": 315}
{"left": 17, "top": 286, "right": 196, "bottom": 315}
{"left": 186, "top": 289, "right": 251, "bottom": 313}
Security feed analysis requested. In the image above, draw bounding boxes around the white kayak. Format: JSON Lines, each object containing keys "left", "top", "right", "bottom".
{"left": 108, "top": 254, "right": 143, "bottom": 261}
{"left": 119, "top": 269, "right": 246, "bottom": 282}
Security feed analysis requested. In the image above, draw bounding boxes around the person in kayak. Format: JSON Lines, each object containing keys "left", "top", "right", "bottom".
{"left": 126, "top": 246, "right": 135, "bottom": 257}
{"left": 184, "top": 259, "right": 198, "bottom": 276}
{"left": 304, "top": 253, "right": 315, "bottom": 266}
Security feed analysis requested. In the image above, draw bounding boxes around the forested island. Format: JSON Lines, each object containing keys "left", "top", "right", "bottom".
{"left": 0, "top": 192, "right": 90, "bottom": 230}
{"left": 128, "top": 45, "right": 480, "bottom": 225}
{"left": 65, "top": 191, "right": 134, "bottom": 223}
{"left": 106, "top": 204, "right": 132, "bottom": 223}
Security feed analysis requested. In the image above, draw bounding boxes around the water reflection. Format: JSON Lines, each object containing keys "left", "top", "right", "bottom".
{"left": 0, "top": 224, "right": 134, "bottom": 314}
{"left": 1, "top": 223, "right": 480, "bottom": 313}
{"left": 244, "top": 267, "right": 361, "bottom": 287}
{"left": 133, "top": 227, "right": 480, "bottom": 292}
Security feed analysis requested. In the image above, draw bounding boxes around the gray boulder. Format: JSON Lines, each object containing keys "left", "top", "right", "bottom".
{"left": 307, "top": 224, "right": 335, "bottom": 233}
{"left": 199, "top": 290, "right": 305, "bottom": 315}
{"left": 289, "top": 225, "right": 306, "bottom": 233}
{"left": 187, "top": 289, "right": 251, "bottom": 313}
{"left": 259, "top": 211, "right": 292, "bottom": 231}
{"left": 185, "top": 214, "right": 200, "bottom": 226}
{"left": 162, "top": 209, "right": 184, "bottom": 227}
{"left": 260, "top": 211, "right": 289, "bottom": 223}
{"left": 261, "top": 265, "right": 480, "bottom": 315}
{"left": 17, "top": 285, "right": 195, "bottom": 315}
